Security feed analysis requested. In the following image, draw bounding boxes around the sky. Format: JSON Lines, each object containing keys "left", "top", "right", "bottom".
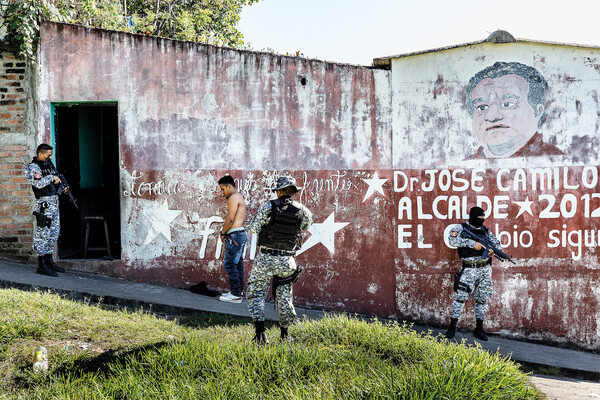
{"left": 238, "top": 0, "right": 600, "bottom": 66}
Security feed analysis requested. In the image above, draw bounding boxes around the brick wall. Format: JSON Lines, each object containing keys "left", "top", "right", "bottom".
{"left": 0, "top": 47, "right": 36, "bottom": 261}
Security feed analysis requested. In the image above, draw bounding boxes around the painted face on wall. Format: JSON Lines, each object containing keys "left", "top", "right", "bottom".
{"left": 471, "top": 74, "right": 543, "bottom": 158}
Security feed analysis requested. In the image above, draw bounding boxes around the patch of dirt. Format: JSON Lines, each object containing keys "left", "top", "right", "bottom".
{"left": 530, "top": 375, "right": 600, "bottom": 400}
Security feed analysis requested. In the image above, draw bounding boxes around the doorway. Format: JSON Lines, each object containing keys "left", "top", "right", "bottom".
{"left": 53, "top": 103, "right": 121, "bottom": 259}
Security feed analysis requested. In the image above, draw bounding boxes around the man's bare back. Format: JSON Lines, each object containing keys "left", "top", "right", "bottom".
{"left": 219, "top": 183, "right": 246, "bottom": 236}
{"left": 226, "top": 192, "right": 246, "bottom": 231}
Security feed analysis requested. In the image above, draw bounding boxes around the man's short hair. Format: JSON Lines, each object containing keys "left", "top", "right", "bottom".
{"left": 280, "top": 186, "right": 298, "bottom": 196}
{"left": 36, "top": 143, "right": 53, "bottom": 154}
{"left": 218, "top": 175, "right": 236, "bottom": 187}
{"left": 465, "top": 61, "right": 548, "bottom": 125}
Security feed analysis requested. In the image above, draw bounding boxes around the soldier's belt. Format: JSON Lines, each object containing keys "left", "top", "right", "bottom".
{"left": 462, "top": 259, "right": 489, "bottom": 268}
{"left": 261, "top": 248, "right": 295, "bottom": 257}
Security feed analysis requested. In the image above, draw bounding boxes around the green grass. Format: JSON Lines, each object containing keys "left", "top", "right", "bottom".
{"left": 0, "top": 288, "right": 541, "bottom": 399}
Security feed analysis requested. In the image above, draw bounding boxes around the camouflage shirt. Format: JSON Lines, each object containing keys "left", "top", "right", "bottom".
{"left": 448, "top": 223, "right": 501, "bottom": 262}
{"left": 25, "top": 162, "right": 55, "bottom": 191}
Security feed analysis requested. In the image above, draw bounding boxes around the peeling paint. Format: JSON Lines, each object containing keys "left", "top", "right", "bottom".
{"left": 34, "top": 22, "right": 600, "bottom": 350}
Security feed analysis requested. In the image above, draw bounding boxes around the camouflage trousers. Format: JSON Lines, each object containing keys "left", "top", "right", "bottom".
{"left": 450, "top": 265, "right": 493, "bottom": 320}
{"left": 32, "top": 196, "right": 60, "bottom": 256}
{"left": 247, "top": 252, "right": 297, "bottom": 328}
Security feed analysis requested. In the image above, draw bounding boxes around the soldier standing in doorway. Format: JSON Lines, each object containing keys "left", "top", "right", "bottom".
{"left": 444, "top": 206, "right": 500, "bottom": 341}
{"left": 25, "top": 144, "right": 66, "bottom": 277}
{"left": 246, "top": 176, "right": 312, "bottom": 344}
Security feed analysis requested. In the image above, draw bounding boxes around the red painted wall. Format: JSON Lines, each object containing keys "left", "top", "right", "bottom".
{"left": 393, "top": 167, "right": 600, "bottom": 347}
{"left": 390, "top": 46, "right": 600, "bottom": 349}
{"left": 37, "top": 23, "right": 396, "bottom": 317}
{"left": 35, "top": 23, "right": 600, "bottom": 349}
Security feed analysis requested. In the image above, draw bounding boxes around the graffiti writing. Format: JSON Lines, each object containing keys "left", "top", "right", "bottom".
{"left": 124, "top": 170, "right": 185, "bottom": 197}
{"left": 298, "top": 170, "right": 353, "bottom": 203}
{"left": 394, "top": 166, "right": 600, "bottom": 193}
{"left": 395, "top": 167, "right": 600, "bottom": 261}
{"left": 196, "top": 215, "right": 259, "bottom": 260}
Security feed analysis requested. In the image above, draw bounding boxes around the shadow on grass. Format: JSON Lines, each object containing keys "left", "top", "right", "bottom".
{"left": 11, "top": 342, "right": 173, "bottom": 390}
{"left": 52, "top": 341, "right": 173, "bottom": 378}
{"left": 175, "top": 312, "right": 257, "bottom": 329}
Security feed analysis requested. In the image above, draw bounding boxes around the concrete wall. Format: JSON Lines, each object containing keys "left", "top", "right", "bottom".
{"left": 26, "top": 22, "right": 600, "bottom": 349}
{"left": 391, "top": 42, "right": 600, "bottom": 349}
{"left": 36, "top": 23, "right": 397, "bottom": 317}
{"left": 0, "top": 46, "right": 36, "bottom": 261}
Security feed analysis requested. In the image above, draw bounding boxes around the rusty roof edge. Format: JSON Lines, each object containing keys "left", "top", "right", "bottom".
{"left": 41, "top": 20, "right": 380, "bottom": 70}
{"left": 372, "top": 35, "right": 600, "bottom": 66}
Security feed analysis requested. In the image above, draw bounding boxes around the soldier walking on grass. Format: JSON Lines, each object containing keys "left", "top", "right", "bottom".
{"left": 246, "top": 176, "right": 312, "bottom": 344}
{"left": 444, "top": 206, "right": 500, "bottom": 341}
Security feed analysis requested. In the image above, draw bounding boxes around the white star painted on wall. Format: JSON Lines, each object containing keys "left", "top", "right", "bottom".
{"left": 296, "top": 212, "right": 349, "bottom": 256}
{"left": 514, "top": 197, "right": 534, "bottom": 218}
{"left": 141, "top": 199, "right": 183, "bottom": 246}
{"left": 362, "top": 172, "right": 388, "bottom": 203}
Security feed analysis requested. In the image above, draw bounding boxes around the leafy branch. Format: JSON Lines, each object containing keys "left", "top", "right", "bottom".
{"left": 0, "top": 0, "right": 259, "bottom": 61}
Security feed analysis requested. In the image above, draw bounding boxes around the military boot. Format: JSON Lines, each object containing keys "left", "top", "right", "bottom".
{"left": 36, "top": 256, "right": 58, "bottom": 277}
{"left": 280, "top": 326, "right": 292, "bottom": 343}
{"left": 473, "top": 319, "right": 488, "bottom": 341}
{"left": 253, "top": 321, "right": 269, "bottom": 345}
{"left": 44, "top": 254, "right": 65, "bottom": 273}
{"left": 444, "top": 318, "right": 458, "bottom": 339}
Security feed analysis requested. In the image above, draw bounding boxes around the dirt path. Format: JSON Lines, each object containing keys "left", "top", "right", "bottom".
{"left": 530, "top": 375, "right": 600, "bottom": 399}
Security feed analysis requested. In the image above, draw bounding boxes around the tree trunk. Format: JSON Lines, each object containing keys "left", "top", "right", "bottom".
{"left": 153, "top": 0, "right": 160, "bottom": 31}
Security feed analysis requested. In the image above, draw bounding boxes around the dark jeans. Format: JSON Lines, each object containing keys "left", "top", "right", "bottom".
{"left": 223, "top": 230, "right": 247, "bottom": 296}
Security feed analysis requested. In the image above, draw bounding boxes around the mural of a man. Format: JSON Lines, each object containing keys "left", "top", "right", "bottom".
{"left": 465, "top": 61, "right": 564, "bottom": 159}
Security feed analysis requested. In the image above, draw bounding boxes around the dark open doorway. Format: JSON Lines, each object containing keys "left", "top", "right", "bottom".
{"left": 53, "top": 103, "right": 121, "bottom": 259}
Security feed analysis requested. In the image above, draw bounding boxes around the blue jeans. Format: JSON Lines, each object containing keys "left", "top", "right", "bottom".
{"left": 223, "top": 230, "right": 247, "bottom": 296}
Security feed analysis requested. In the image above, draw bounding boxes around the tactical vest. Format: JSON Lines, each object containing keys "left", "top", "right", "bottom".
{"left": 457, "top": 223, "right": 488, "bottom": 259}
{"left": 258, "top": 196, "right": 306, "bottom": 251}
{"left": 30, "top": 158, "right": 59, "bottom": 199}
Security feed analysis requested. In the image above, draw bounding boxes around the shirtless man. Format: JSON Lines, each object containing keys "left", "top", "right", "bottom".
{"left": 217, "top": 175, "right": 247, "bottom": 303}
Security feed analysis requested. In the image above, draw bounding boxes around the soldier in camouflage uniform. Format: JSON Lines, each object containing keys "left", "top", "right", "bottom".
{"left": 246, "top": 176, "right": 312, "bottom": 344}
{"left": 444, "top": 206, "right": 500, "bottom": 341}
{"left": 24, "top": 144, "right": 66, "bottom": 277}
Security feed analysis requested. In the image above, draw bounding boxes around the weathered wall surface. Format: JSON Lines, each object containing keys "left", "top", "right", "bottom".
{"left": 392, "top": 43, "right": 600, "bottom": 348}
{"left": 37, "top": 23, "right": 396, "bottom": 317}
{"left": 0, "top": 46, "right": 36, "bottom": 261}
{"left": 34, "top": 23, "right": 600, "bottom": 349}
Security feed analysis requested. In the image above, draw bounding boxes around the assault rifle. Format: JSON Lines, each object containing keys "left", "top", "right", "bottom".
{"left": 461, "top": 227, "right": 516, "bottom": 264}
{"left": 47, "top": 160, "right": 79, "bottom": 210}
